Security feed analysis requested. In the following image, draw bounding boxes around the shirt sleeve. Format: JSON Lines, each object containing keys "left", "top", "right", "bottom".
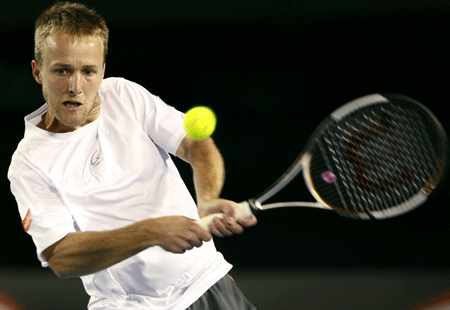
{"left": 113, "top": 78, "right": 186, "bottom": 155}
{"left": 8, "top": 158, "right": 75, "bottom": 267}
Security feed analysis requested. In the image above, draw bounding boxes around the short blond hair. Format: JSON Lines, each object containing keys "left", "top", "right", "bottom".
{"left": 34, "top": 2, "right": 109, "bottom": 64}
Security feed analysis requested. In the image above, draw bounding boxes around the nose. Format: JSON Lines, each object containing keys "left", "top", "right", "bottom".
{"left": 68, "top": 72, "right": 82, "bottom": 96}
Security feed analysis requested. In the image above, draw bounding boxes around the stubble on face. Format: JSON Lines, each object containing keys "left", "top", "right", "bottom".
{"left": 41, "top": 84, "right": 101, "bottom": 131}
{"left": 34, "top": 31, "right": 105, "bottom": 133}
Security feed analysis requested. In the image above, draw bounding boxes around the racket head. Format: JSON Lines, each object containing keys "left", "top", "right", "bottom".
{"left": 302, "top": 93, "right": 449, "bottom": 219}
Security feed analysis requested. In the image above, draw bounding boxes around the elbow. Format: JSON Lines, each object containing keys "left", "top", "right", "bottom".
{"left": 47, "top": 254, "right": 81, "bottom": 278}
{"left": 47, "top": 255, "right": 97, "bottom": 278}
{"left": 53, "top": 269, "right": 74, "bottom": 279}
{"left": 53, "top": 270, "right": 70, "bottom": 279}
{"left": 43, "top": 235, "right": 79, "bottom": 278}
{"left": 48, "top": 260, "right": 76, "bottom": 278}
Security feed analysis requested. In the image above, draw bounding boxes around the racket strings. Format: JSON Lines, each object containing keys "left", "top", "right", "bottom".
{"left": 387, "top": 106, "right": 437, "bottom": 189}
{"left": 314, "top": 103, "right": 438, "bottom": 218}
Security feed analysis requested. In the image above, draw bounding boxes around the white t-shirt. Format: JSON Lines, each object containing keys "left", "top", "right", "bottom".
{"left": 8, "top": 78, "right": 232, "bottom": 310}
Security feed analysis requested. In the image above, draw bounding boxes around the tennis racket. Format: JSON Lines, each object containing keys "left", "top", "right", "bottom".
{"left": 196, "top": 93, "right": 449, "bottom": 230}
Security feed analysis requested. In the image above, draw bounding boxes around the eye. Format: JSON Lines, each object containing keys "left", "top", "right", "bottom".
{"left": 84, "top": 69, "right": 97, "bottom": 76}
{"left": 54, "top": 68, "right": 69, "bottom": 75}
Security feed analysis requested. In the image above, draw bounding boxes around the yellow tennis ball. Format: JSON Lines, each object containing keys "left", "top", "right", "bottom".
{"left": 184, "top": 106, "right": 217, "bottom": 140}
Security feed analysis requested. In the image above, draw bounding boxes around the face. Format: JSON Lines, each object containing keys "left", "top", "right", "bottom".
{"left": 32, "top": 31, "right": 105, "bottom": 132}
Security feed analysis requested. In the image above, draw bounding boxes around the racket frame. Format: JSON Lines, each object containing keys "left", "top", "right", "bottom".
{"left": 196, "top": 93, "right": 449, "bottom": 230}
{"left": 250, "top": 93, "right": 449, "bottom": 219}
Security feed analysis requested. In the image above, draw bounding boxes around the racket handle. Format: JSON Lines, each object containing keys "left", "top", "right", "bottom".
{"left": 196, "top": 201, "right": 253, "bottom": 231}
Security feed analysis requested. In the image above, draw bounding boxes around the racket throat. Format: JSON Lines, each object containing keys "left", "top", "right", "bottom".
{"left": 248, "top": 199, "right": 263, "bottom": 214}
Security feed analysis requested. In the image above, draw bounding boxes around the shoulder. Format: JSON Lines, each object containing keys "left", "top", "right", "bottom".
{"left": 99, "top": 77, "right": 165, "bottom": 116}
{"left": 100, "top": 77, "right": 124, "bottom": 90}
{"left": 8, "top": 137, "right": 42, "bottom": 178}
{"left": 100, "top": 77, "right": 151, "bottom": 97}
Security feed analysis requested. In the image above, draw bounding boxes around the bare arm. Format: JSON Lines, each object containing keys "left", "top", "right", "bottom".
{"left": 177, "top": 137, "right": 225, "bottom": 207}
{"left": 43, "top": 216, "right": 211, "bottom": 278}
{"left": 177, "top": 136, "right": 257, "bottom": 237}
{"left": 44, "top": 136, "right": 252, "bottom": 278}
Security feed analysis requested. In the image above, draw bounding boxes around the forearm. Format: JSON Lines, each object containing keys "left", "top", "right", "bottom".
{"left": 46, "top": 220, "right": 151, "bottom": 278}
{"left": 45, "top": 216, "right": 211, "bottom": 278}
{"left": 177, "top": 136, "right": 257, "bottom": 235}
{"left": 190, "top": 138, "right": 226, "bottom": 203}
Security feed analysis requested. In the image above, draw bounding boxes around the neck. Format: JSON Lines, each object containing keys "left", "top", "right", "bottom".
{"left": 37, "top": 94, "right": 101, "bottom": 133}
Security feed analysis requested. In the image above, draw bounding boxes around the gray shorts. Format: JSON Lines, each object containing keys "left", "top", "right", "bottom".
{"left": 187, "top": 275, "right": 257, "bottom": 310}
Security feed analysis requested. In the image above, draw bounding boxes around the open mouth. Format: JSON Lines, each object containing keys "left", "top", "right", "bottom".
{"left": 62, "top": 100, "right": 83, "bottom": 109}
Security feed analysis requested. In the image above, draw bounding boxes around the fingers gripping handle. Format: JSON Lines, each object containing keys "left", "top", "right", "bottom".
{"left": 196, "top": 201, "right": 253, "bottom": 231}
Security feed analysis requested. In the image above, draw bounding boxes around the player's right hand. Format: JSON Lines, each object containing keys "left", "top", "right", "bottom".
{"left": 145, "top": 216, "right": 212, "bottom": 254}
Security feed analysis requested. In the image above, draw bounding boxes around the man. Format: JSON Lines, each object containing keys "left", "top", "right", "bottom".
{"left": 8, "top": 2, "right": 257, "bottom": 309}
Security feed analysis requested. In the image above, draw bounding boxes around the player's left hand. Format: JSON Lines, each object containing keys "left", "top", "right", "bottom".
{"left": 197, "top": 198, "right": 257, "bottom": 237}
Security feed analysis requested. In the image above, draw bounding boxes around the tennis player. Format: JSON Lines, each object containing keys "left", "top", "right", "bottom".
{"left": 8, "top": 2, "right": 257, "bottom": 309}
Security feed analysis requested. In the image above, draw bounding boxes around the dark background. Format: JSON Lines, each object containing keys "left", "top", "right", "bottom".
{"left": 1, "top": 0, "right": 450, "bottom": 287}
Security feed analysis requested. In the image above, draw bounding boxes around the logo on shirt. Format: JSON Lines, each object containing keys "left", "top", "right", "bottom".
{"left": 90, "top": 150, "right": 103, "bottom": 167}
{"left": 22, "top": 209, "right": 32, "bottom": 232}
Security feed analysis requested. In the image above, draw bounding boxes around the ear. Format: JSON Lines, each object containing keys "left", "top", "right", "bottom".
{"left": 31, "top": 60, "right": 43, "bottom": 84}
{"left": 101, "top": 63, "right": 106, "bottom": 79}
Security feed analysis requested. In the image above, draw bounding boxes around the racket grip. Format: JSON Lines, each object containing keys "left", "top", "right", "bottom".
{"left": 196, "top": 201, "right": 253, "bottom": 231}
